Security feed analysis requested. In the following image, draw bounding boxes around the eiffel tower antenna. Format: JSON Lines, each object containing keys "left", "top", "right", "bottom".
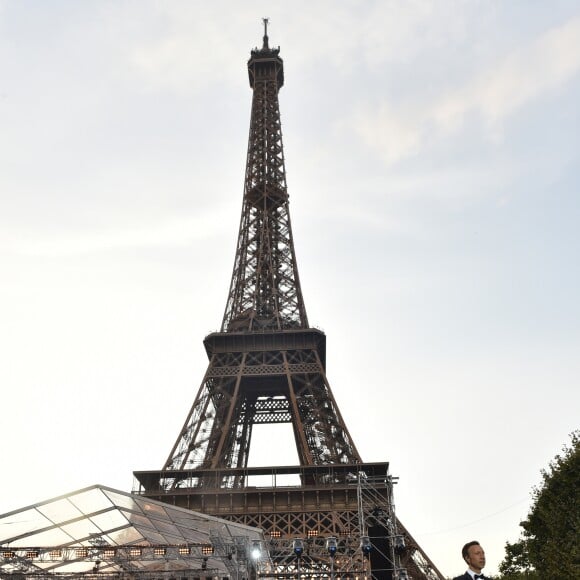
{"left": 262, "top": 16, "right": 269, "bottom": 48}
{"left": 134, "top": 22, "right": 444, "bottom": 580}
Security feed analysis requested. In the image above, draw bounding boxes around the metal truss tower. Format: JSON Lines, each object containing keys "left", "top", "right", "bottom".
{"left": 134, "top": 22, "right": 444, "bottom": 580}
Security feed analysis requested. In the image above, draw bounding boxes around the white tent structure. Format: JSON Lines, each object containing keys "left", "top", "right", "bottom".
{"left": 0, "top": 485, "right": 268, "bottom": 579}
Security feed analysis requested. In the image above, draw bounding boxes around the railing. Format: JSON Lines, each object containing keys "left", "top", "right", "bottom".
{"left": 133, "top": 462, "right": 391, "bottom": 495}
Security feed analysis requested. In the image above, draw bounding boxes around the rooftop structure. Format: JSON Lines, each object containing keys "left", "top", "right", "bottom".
{"left": 0, "top": 485, "right": 267, "bottom": 578}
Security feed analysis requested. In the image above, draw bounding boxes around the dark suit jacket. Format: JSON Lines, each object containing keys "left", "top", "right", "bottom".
{"left": 452, "top": 574, "right": 488, "bottom": 580}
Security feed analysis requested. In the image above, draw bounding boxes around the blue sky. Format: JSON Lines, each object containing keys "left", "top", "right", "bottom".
{"left": 1, "top": 1, "right": 579, "bottom": 576}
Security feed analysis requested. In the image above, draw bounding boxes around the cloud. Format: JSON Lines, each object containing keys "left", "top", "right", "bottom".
{"left": 97, "top": 2, "right": 244, "bottom": 94}
{"left": 110, "top": 1, "right": 459, "bottom": 91}
{"left": 350, "top": 16, "right": 580, "bottom": 164}
{"left": 435, "top": 15, "right": 580, "bottom": 132}
{"left": 4, "top": 210, "right": 230, "bottom": 257}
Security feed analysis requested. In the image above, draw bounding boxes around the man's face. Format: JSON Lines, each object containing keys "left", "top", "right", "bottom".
{"left": 465, "top": 544, "right": 486, "bottom": 572}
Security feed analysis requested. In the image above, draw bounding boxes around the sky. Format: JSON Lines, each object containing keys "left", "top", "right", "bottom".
{"left": 1, "top": 1, "right": 579, "bottom": 577}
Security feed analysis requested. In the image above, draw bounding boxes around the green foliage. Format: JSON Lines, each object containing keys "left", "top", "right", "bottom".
{"left": 498, "top": 430, "right": 579, "bottom": 580}
{"left": 498, "top": 539, "right": 536, "bottom": 578}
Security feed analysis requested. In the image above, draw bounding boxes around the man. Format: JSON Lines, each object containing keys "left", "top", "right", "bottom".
{"left": 453, "top": 541, "right": 488, "bottom": 580}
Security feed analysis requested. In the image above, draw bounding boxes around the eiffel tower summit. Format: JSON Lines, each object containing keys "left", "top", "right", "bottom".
{"left": 134, "top": 21, "right": 444, "bottom": 580}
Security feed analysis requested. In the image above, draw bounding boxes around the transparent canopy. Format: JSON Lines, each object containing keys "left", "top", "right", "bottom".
{"left": 0, "top": 484, "right": 266, "bottom": 577}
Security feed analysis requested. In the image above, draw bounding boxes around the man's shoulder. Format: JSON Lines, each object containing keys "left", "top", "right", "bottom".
{"left": 452, "top": 574, "right": 470, "bottom": 580}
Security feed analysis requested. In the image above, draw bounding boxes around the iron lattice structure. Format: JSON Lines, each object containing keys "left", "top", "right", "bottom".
{"left": 161, "top": 24, "right": 359, "bottom": 475}
{"left": 222, "top": 23, "right": 307, "bottom": 334}
{"left": 134, "top": 22, "right": 444, "bottom": 580}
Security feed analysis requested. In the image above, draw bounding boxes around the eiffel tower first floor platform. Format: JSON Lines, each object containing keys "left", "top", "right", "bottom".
{"left": 133, "top": 462, "right": 445, "bottom": 580}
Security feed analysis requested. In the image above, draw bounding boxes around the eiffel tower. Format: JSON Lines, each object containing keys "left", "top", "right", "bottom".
{"left": 134, "top": 21, "right": 444, "bottom": 580}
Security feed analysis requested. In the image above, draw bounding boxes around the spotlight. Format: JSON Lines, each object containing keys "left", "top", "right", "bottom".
{"left": 292, "top": 538, "right": 304, "bottom": 557}
{"left": 394, "top": 535, "right": 406, "bottom": 555}
{"left": 154, "top": 547, "right": 167, "bottom": 556}
{"left": 360, "top": 536, "right": 372, "bottom": 555}
{"left": 326, "top": 537, "right": 337, "bottom": 557}
{"left": 201, "top": 545, "right": 214, "bottom": 556}
{"left": 179, "top": 546, "right": 190, "bottom": 556}
{"left": 251, "top": 540, "right": 262, "bottom": 560}
{"left": 397, "top": 569, "right": 409, "bottom": 580}
{"left": 201, "top": 557, "right": 207, "bottom": 570}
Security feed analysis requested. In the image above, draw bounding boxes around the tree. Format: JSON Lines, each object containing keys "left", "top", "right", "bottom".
{"left": 498, "top": 430, "right": 579, "bottom": 579}
{"left": 497, "top": 538, "right": 537, "bottom": 579}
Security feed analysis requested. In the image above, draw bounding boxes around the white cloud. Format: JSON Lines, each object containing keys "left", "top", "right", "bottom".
{"left": 112, "top": 1, "right": 343, "bottom": 94}
{"left": 4, "top": 210, "right": 230, "bottom": 257}
{"left": 435, "top": 15, "right": 580, "bottom": 132}
{"left": 350, "top": 101, "right": 424, "bottom": 165}
{"left": 112, "top": 1, "right": 463, "bottom": 90}
{"left": 350, "top": 16, "right": 580, "bottom": 164}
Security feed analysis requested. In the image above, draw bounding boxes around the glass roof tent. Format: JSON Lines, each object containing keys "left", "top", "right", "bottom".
{"left": 0, "top": 484, "right": 268, "bottom": 578}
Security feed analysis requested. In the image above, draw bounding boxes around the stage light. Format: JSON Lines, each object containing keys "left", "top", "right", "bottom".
{"left": 26, "top": 551, "right": 38, "bottom": 559}
{"left": 394, "top": 535, "right": 405, "bottom": 554}
{"left": 292, "top": 538, "right": 304, "bottom": 557}
{"left": 75, "top": 548, "right": 88, "bottom": 558}
{"left": 129, "top": 547, "right": 142, "bottom": 557}
{"left": 307, "top": 529, "right": 318, "bottom": 538}
{"left": 201, "top": 545, "right": 214, "bottom": 556}
{"left": 49, "top": 550, "right": 61, "bottom": 560}
{"left": 154, "top": 547, "right": 166, "bottom": 556}
{"left": 201, "top": 558, "right": 207, "bottom": 570}
{"left": 250, "top": 540, "right": 261, "bottom": 560}
{"left": 269, "top": 530, "right": 281, "bottom": 538}
{"left": 326, "top": 537, "right": 337, "bottom": 557}
{"left": 360, "top": 536, "right": 372, "bottom": 555}
{"left": 178, "top": 546, "right": 190, "bottom": 556}
{"left": 102, "top": 548, "right": 115, "bottom": 558}
{"left": 397, "top": 569, "right": 409, "bottom": 580}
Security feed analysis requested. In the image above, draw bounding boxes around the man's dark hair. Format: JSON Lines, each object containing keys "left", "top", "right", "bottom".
{"left": 461, "top": 541, "right": 480, "bottom": 561}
